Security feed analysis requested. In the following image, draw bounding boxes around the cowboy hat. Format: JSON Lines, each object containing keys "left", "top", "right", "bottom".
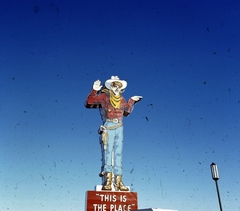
{"left": 105, "top": 76, "right": 127, "bottom": 90}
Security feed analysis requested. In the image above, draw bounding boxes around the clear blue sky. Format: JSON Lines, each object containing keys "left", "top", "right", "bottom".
{"left": 1, "top": 1, "right": 240, "bottom": 210}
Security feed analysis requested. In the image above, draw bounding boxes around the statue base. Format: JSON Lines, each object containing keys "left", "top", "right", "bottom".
{"left": 95, "top": 185, "right": 131, "bottom": 192}
{"left": 85, "top": 190, "right": 138, "bottom": 211}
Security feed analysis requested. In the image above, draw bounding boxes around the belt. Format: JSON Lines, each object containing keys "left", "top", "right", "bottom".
{"left": 106, "top": 118, "right": 122, "bottom": 123}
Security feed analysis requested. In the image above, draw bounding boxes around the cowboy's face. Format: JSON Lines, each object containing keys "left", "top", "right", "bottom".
{"left": 110, "top": 82, "right": 122, "bottom": 96}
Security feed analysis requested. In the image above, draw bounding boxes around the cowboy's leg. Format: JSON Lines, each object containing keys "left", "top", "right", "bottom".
{"left": 113, "top": 126, "right": 123, "bottom": 175}
{"left": 103, "top": 122, "right": 115, "bottom": 173}
{"left": 113, "top": 126, "right": 129, "bottom": 191}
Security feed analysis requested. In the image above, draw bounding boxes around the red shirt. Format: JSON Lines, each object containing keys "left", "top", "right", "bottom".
{"left": 86, "top": 90, "right": 135, "bottom": 121}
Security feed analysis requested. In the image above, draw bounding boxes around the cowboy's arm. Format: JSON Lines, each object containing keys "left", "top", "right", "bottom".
{"left": 122, "top": 98, "right": 135, "bottom": 116}
{"left": 85, "top": 80, "right": 104, "bottom": 106}
{"left": 123, "top": 96, "right": 142, "bottom": 116}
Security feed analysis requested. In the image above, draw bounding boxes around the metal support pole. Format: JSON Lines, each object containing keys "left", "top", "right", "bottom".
{"left": 210, "top": 162, "right": 223, "bottom": 211}
{"left": 215, "top": 179, "right": 223, "bottom": 211}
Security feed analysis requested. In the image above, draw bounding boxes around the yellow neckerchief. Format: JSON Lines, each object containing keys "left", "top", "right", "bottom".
{"left": 110, "top": 90, "right": 121, "bottom": 109}
{"left": 102, "top": 88, "right": 121, "bottom": 109}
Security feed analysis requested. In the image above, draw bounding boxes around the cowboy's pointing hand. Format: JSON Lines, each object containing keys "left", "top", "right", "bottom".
{"left": 93, "top": 80, "right": 103, "bottom": 91}
{"left": 131, "top": 96, "right": 143, "bottom": 102}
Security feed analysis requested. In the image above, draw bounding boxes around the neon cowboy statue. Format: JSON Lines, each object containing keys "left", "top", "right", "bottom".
{"left": 85, "top": 76, "right": 142, "bottom": 191}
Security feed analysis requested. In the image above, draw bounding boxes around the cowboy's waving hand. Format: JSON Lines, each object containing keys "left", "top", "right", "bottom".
{"left": 93, "top": 79, "right": 103, "bottom": 91}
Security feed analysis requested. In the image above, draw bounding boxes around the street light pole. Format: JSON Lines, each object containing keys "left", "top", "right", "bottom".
{"left": 210, "top": 162, "right": 223, "bottom": 211}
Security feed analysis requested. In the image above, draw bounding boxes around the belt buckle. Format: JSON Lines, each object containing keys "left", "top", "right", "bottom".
{"left": 112, "top": 118, "right": 118, "bottom": 123}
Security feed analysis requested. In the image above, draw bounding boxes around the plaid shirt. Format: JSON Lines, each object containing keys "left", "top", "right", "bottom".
{"left": 86, "top": 89, "right": 135, "bottom": 121}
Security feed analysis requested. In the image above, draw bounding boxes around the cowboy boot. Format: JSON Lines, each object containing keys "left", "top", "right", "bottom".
{"left": 114, "top": 175, "right": 129, "bottom": 191}
{"left": 102, "top": 172, "right": 112, "bottom": 191}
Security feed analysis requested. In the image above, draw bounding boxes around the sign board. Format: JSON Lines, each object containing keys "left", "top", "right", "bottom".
{"left": 86, "top": 190, "right": 138, "bottom": 211}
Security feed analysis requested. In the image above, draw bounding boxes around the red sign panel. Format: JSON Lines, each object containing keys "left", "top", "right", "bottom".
{"left": 86, "top": 190, "right": 138, "bottom": 211}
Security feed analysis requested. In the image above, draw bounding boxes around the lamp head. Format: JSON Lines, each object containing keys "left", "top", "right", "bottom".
{"left": 210, "top": 162, "right": 220, "bottom": 181}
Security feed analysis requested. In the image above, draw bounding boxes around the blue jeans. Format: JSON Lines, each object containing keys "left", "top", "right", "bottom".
{"left": 101, "top": 121, "right": 124, "bottom": 175}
